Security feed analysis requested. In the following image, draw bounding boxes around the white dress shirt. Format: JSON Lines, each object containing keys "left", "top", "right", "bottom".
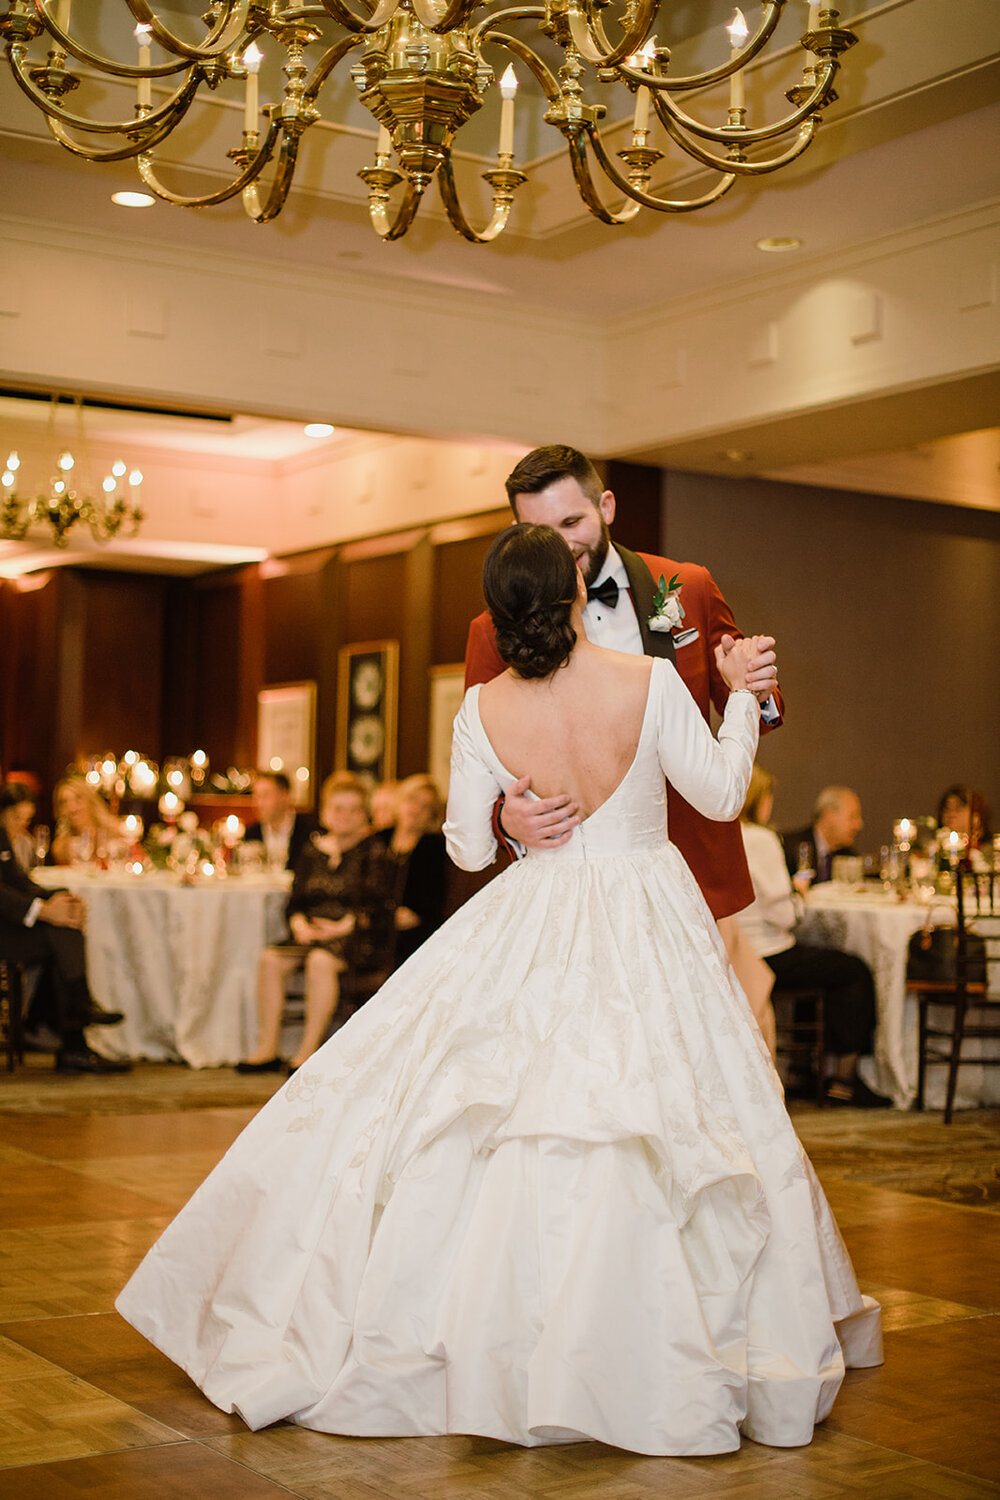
{"left": 582, "top": 546, "right": 643, "bottom": 654}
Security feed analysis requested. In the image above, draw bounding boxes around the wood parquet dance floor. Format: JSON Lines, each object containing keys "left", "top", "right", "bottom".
{"left": 1, "top": 1061, "right": 998, "bottom": 1498}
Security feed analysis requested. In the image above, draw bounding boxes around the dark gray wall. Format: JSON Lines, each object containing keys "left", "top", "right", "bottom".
{"left": 661, "top": 471, "right": 1000, "bottom": 854}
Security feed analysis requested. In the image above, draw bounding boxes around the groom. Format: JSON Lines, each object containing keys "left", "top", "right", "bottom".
{"left": 464, "top": 445, "right": 784, "bottom": 921}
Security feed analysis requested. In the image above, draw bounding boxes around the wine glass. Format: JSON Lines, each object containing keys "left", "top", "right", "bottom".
{"left": 33, "top": 824, "right": 50, "bottom": 866}
{"left": 793, "top": 841, "right": 815, "bottom": 895}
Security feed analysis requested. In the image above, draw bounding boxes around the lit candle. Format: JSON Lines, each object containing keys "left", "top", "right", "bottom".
{"left": 243, "top": 42, "right": 263, "bottom": 133}
{"left": 498, "top": 64, "right": 517, "bottom": 158}
{"left": 727, "top": 9, "right": 749, "bottom": 112}
{"left": 376, "top": 124, "right": 391, "bottom": 158}
{"left": 134, "top": 22, "right": 152, "bottom": 109}
{"left": 630, "top": 42, "right": 656, "bottom": 140}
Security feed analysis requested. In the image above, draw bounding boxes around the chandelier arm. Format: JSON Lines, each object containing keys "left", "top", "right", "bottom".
{"left": 309, "top": 0, "right": 399, "bottom": 36}
{"left": 135, "top": 122, "right": 282, "bottom": 208}
{"left": 241, "top": 130, "right": 306, "bottom": 223}
{"left": 650, "top": 58, "right": 838, "bottom": 145}
{"left": 436, "top": 156, "right": 516, "bottom": 243}
{"left": 410, "top": 0, "right": 480, "bottom": 35}
{"left": 584, "top": 124, "right": 736, "bottom": 212}
{"left": 32, "top": 2, "right": 191, "bottom": 77}
{"left": 563, "top": 129, "right": 641, "bottom": 225}
{"left": 470, "top": 6, "right": 546, "bottom": 47}
{"left": 369, "top": 181, "right": 423, "bottom": 240}
{"left": 6, "top": 44, "right": 202, "bottom": 135}
{"left": 566, "top": 0, "right": 659, "bottom": 71}
{"left": 618, "top": 1, "right": 785, "bottom": 91}
{"left": 45, "top": 109, "right": 192, "bottom": 162}
{"left": 653, "top": 98, "right": 821, "bottom": 175}
{"left": 476, "top": 30, "right": 561, "bottom": 103}
{"left": 303, "top": 34, "right": 366, "bottom": 101}
{"left": 117, "top": 0, "right": 251, "bottom": 63}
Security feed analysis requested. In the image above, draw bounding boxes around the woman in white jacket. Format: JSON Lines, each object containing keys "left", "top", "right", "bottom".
{"left": 737, "top": 768, "right": 889, "bottom": 1108}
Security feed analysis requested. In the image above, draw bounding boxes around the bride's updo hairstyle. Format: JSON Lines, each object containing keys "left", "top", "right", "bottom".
{"left": 482, "top": 524, "right": 578, "bottom": 679}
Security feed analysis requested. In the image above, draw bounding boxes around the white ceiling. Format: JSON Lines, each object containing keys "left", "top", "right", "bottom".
{"left": 0, "top": 0, "right": 998, "bottom": 572}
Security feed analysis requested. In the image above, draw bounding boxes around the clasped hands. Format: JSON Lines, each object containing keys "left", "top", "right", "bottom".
{"left": 289, "top": 912, "right": 356, "bottom": 944}
{"left": 499, "top": 633, "right": 777, "bottom": 852}
{"left": 39, "top": 890, "right": 87, "bottom": 931}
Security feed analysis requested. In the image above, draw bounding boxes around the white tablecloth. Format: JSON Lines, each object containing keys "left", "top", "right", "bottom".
{"left": 798, "top": 886, "right": 1000, "bottom": 1111}
{"left": 33, "top": 868, "right": 291, "bottom": 1068}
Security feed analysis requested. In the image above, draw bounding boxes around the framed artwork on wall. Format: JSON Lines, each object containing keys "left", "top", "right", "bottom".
{"left": 256, "top": 681, "right": 317, "bottom": 808}
{"left": 428, "top": 663, "right": 466, "bottom": 795}
{"left": 335, "top": 640, "right": 399, "bottom": 783}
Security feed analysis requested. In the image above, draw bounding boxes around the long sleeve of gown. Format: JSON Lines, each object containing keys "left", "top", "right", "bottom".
{"left": 654, "top": 659, "right": 759, "bottom": 823}
{"left": 443, "top": 688, "right": 503, "bottom": 872}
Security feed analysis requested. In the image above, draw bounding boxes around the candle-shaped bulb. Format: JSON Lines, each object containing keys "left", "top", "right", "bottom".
{"left": 135, "top": 22, "right": 152, "bottom": 109}
{"left": 727, "top": 8, "right": 748, "bottom": 112}
{"left": 128, "top": 469, "right": 143, "bottom": 488}
{"left": 7, "top": 451, "right": 20, "bottom": 471}
{"left": 498, "top": 64, "right": 517, "bottom": 157}
{"left": 727, "top": 8, "right": 749, "bottom": 48}
{"left": 243, "top": 42, "right": 263, "bottom": 133}
{"left": 58, "top": 449, "right": 74, "bottom": 471}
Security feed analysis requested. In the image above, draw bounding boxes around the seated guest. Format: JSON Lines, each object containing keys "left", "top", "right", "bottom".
{"left": 379, "top": 774, "right": 449, "bottom": 967}
{"left": 0, "top": 815, "right": 129, "bottom": 1073}
{"left": 238, "top": 772, "right": 396, "bottom": 1075}
{"left": 782, "top": 785, "right": 864, "bottom": 884}
{"left": 370, "top": 780, "right": 399, "bottom": 833}
{"left": 740, "top": 768, "right": 888, "bottom": 1107}
{"left": 937, "top": 784, "right": 992, "bottom": 849}
{"left": 1, "top": 782, "right": 37, "bottom": 871}
{"left": 50, "top": 775, "right": 122, "bottom": 866}
{"left": 243, "top": 770, "right": 318, "bottom": 871}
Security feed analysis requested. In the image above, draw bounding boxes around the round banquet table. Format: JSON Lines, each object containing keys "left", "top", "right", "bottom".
{"left": 797, "top": 884, "right": 1000, "bottom": 1111}
{"left": 32, "top": 866, "right": 291, "bottom": 1068}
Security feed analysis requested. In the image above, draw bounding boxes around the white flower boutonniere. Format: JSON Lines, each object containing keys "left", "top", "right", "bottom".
{"left": 648, "top": 572, "right": 685, "bottom": 634}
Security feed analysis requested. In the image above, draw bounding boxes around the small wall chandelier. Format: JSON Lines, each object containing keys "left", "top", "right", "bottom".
{"left": 0, "top": 1, "right": 856, "bottom": 243}
{"left": 1, "top": 396, "right": 145, "bottom": 548}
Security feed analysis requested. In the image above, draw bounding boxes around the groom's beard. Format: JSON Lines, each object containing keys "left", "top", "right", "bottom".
{"left": 575, "top": 523, "right": 611, "bottom": 587}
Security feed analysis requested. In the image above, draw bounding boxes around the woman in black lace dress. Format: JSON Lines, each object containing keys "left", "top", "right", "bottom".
{"left": 238, "top": 773, "right": 395, "bottom": 1075}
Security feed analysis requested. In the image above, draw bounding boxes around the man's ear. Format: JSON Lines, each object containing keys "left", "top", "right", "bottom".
{"left": 598, "top": 490, "right": 616, "bottom": 526}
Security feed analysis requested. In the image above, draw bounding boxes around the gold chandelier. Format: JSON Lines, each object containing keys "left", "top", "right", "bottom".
{"left": 1, "top": 396, "right": 145, "bottom": 548}
{"left": 1, "top": 1, "right": 856, "bottom": 242}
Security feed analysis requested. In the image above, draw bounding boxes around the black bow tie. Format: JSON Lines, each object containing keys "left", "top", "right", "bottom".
{"left": 587, "top": 577, "right": 619, "bottom": 610}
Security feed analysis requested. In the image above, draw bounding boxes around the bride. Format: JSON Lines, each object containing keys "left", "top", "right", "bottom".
{"left": 117, "top": 523, "right": 881, "bottom": 1457}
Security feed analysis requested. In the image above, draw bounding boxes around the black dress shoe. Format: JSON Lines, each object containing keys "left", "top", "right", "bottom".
{"left": 82, "top": 1005, "right": 125, "bottom": 1026}
{"left": 235, "top": 1057, "right": 285, "bottom": 1074}
{"left": 56, "top": 1049, "right": 132, "bottom": 1074}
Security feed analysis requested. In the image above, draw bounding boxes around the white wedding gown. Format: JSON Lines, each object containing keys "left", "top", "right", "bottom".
{"left": 117, "top": 657, "right": 881, "bottom": 1455}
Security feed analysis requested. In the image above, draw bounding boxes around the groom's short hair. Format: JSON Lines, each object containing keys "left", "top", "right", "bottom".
{"left": 505, "top": 445, "right": 604, "bottom": 513}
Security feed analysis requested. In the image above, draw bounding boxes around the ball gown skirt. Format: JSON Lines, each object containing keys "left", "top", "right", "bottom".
{"left": 117, "top": 661, "right": 881, "bottom": 1455}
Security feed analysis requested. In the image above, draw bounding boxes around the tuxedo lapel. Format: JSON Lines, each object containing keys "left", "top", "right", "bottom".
{"left": 617, "top": 545, "right": 676, "bottom": 665}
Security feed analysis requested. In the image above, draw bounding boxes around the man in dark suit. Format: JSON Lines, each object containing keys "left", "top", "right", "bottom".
{"left": 244, "top": 771, "right": 318, "bottom": 871}
{"left": 0, "top": 825, "right": 129, "bottom": 1072}
{"left": 782, "top": 786, "right": 864, "bottom": 885}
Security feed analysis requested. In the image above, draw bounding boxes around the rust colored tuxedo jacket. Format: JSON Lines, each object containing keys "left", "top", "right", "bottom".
{"left": 463, "top": 545, "right": 785, "bottom": 920}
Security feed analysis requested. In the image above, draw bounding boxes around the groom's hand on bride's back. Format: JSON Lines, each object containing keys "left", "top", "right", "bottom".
{"left": 499, "top": 775, "right": 580, "bottom": 849}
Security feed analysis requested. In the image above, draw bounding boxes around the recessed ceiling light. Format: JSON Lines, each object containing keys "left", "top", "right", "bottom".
{"left": 719, "top": 449, "right": 753, "bottom": 463}
{"left": 755, "top": 236, "right": 802, "bottom": 252}
{"left": 112, "top": 191, "right": 155, "bottom": 208}
{"left": 303, "top": 422, "right": 335, "bottom": 438}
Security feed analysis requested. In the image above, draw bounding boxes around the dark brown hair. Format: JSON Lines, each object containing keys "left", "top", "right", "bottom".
{"left": 505, "top": 445, "right": 604, "bottom": 514}
{"left": 482, "top": 524, "right": 578, "bottom": 679}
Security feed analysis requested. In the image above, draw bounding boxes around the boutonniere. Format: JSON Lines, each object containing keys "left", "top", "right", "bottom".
{"left": 648, "top": 572, "right": 685, "bottom": 633}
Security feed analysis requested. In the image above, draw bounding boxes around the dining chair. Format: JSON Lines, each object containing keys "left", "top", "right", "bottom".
{"left": 0, "top": 958, "right": 26, "bottom": 1071}
{"left": 771, "top": 987, "right": 826, "bottom": 1107}
{"left": 911, "top": 866, "right": 1000, "bottom": 1124}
